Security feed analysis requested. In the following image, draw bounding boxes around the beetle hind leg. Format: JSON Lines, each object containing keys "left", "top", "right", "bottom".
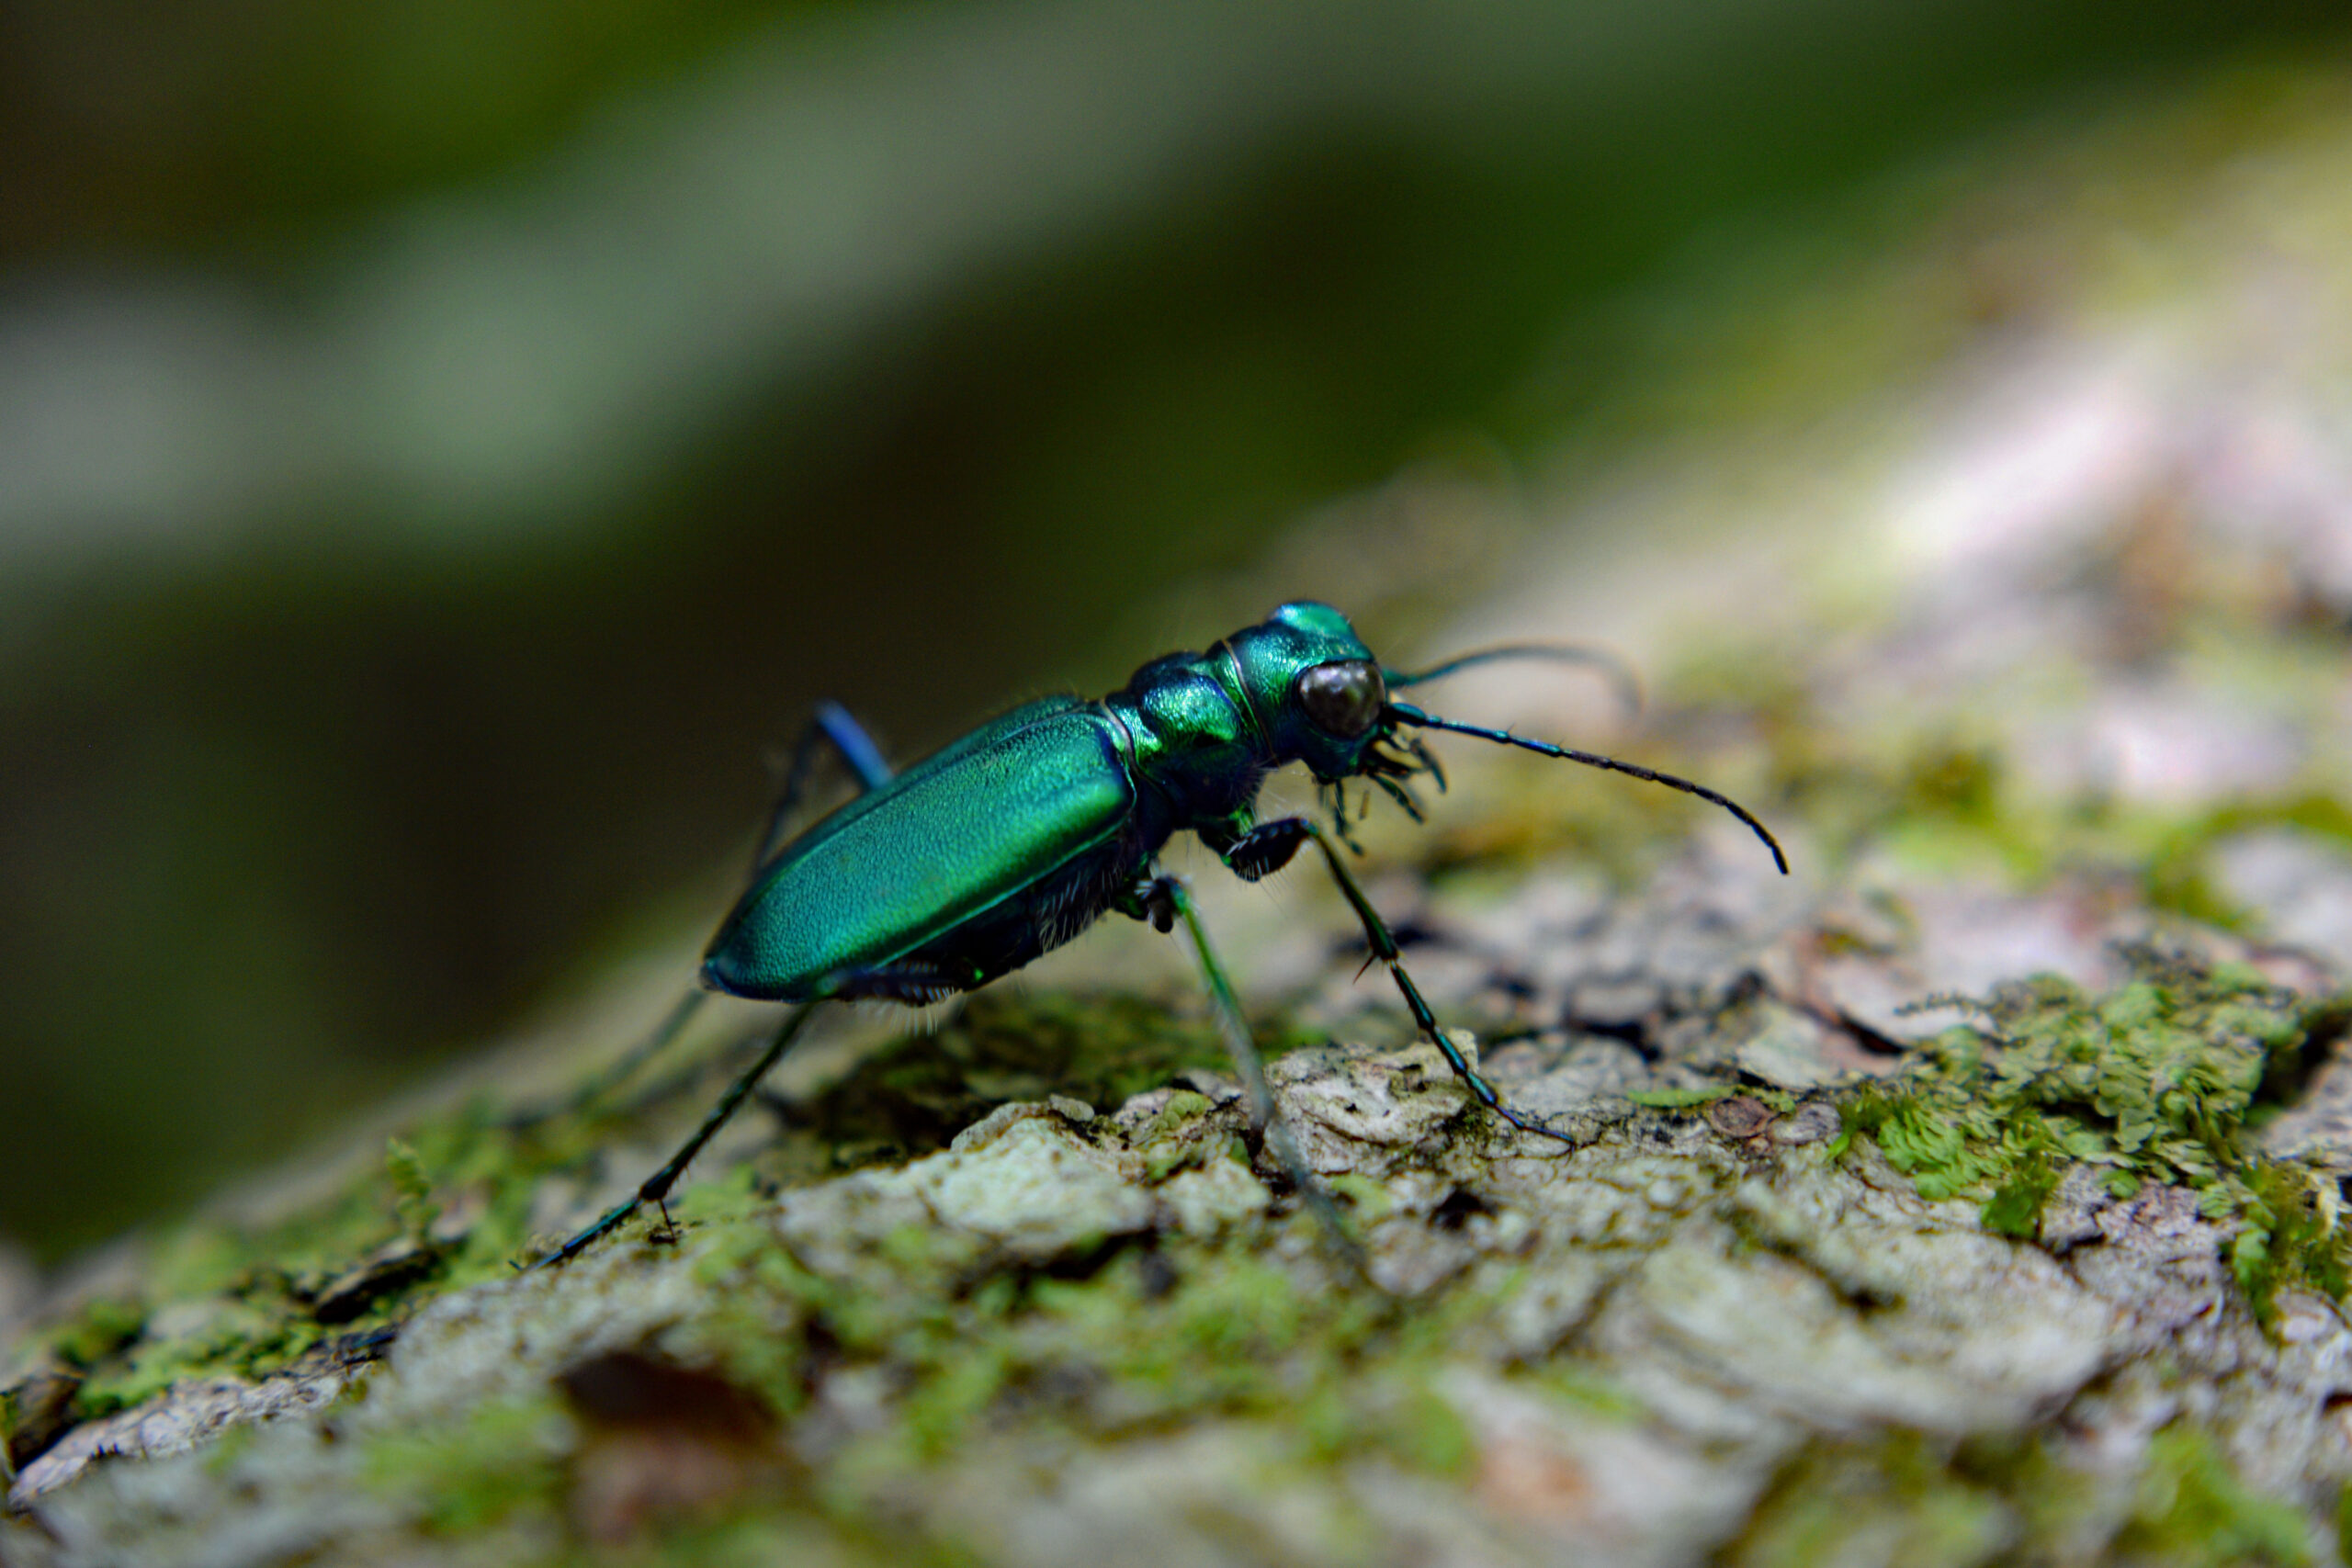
{"left": 530, "top": 999, "right": 829, "bottom": 1269}
{"left": 521, "top": 703, "right": 900, "bottom": 1131}
{"left": 752, "top": 702, "right": 895, "bottom": 872}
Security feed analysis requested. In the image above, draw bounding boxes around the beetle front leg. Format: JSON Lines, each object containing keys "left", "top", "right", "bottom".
{"left": 1299, "top": 822, "right": 1575, "bottom": 1148}
{"left": 1215, "top": 817, "right": 1313, "bottom": 883}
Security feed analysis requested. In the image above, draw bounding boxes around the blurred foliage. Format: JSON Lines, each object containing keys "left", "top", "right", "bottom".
{"left": 0, "top": 0, "right": 819, "bottom": 260}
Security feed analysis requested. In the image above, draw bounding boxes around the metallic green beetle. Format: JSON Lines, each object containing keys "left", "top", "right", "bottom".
{"left": 536, "top": 601, "right": 1784, "bottom": 1267}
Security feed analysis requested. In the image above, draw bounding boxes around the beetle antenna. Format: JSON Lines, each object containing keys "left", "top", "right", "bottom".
{"left": 1385, "top": 701, "right": 1788, "bottom": 874}
{"left": 1384, "top": 644, "right": 1641, "bottom": 716}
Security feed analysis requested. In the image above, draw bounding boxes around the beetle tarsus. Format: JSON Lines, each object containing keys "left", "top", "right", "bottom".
{"left": 533, "top": 1001, "right": 824, "bottom": 1269}
{"left": 1301, "top": 820, "right": 1579, "bottom": 1150}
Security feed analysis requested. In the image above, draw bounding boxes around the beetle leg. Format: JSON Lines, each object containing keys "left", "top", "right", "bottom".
{"left": 506, "top": 986, "right": 712, "bottom": 1130}
{"left": 1115, "top": 875, "right": 1179, "bottom": 932}
{"left": 754, "top": 701, "right": 895, "bottom": 872}
{"left": 1161, "top": 877, "right": 1362, "bottom": 1268}
{"left": 524, "top": 703, "right": 899, "bottom": 1130}
{"left": 531, "top": 998, "right": 829, "bottom": 1269}
{"left": 1219, "top": 817, "right": 1312, "bottom": 883}
{"left": 1299, "top": 823, "right": 1576, "bottom": 1148}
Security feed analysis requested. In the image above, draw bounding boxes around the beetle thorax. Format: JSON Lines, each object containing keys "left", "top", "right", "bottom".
{"left": 1102, "top": 649, "right": 1269, "bottom": 829}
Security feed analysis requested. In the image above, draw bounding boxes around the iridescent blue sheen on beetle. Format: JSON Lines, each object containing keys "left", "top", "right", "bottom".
{"left": 534, "top": 601, "right": 1784, "bottom": 1269}
{"left": 703, "top": 602, "right": 1408, "bottom": 1005}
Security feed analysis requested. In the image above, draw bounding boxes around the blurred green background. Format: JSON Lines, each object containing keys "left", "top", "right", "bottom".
{"left": 2, "top": 0, "right": 2345, "bottom": 1258}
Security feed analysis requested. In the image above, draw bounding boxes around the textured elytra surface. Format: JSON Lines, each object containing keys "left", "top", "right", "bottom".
{"left": 15, "top": 63, "right": 2352, "bottom": 1568}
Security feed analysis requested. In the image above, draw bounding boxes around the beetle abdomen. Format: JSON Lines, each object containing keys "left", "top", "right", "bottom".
{"left": 701, "top": 702, "right": 1136, "bottom": 999}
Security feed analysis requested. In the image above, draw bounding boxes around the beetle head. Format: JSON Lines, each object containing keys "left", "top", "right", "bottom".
{"left": 1224, "top": 601, "right": 1396, "bottom": 781}
{"left": 1221, "top": 602, "right": 1790, "bottom": 873}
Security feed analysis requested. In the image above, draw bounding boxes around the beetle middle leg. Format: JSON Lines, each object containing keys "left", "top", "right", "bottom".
{"left": 1298, "top": 822, "right": 1574, "bottom": 1147}
{"left": 1114, "top": 875, "right": 1179, "bottom": 932}
{"left": 1154, "top": 874, "right": 1360, "bottom": 1264}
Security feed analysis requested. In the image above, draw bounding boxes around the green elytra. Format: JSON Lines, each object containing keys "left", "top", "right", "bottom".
{"left": 534, "top": 601, "right": 1786, "bottom": 1269}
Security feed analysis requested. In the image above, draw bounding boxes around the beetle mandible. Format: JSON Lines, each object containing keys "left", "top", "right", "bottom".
{"left": 533, "top": 600, "right": 1785, "bottom": 1267}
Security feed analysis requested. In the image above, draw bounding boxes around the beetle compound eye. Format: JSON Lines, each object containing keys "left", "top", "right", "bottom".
{"left": 1295, "top": 660, "right": 1386, "bottom": 739}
